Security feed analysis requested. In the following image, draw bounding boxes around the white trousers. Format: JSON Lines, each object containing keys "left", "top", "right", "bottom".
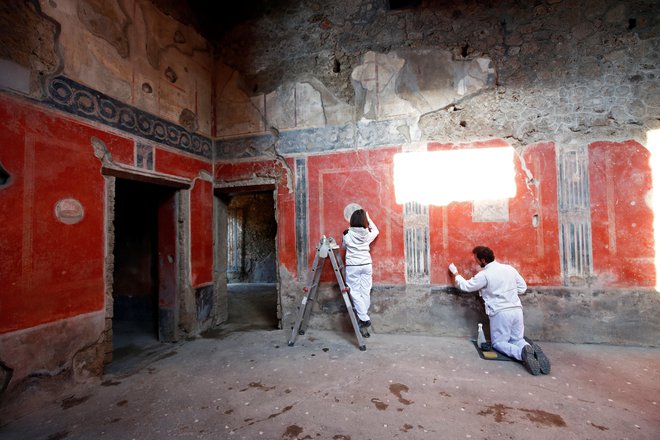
{"left": 345, "top": 264, "right": 373, "bottom": 322}
{"left": 489, "top": 307, "right": 528, "bottom": 361}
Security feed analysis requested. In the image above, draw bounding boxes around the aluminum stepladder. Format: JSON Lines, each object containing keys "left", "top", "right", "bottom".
{"left": 288, "top": 236, "right": 367, "bottom": 351}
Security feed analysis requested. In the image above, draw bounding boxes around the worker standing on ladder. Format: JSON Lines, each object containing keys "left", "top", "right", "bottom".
{"left": 342, "top": 209, "right": 379, "bottom": 337}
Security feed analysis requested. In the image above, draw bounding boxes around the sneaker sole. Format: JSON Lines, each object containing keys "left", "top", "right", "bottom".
{"left": 532, "top": 343, "right": 551, "bottom": 374}
{"left": 522, "top": 345, "right": 541, "bottom": 375}
{"left": 526, "top": 338, "right": 551, "bottom": 374}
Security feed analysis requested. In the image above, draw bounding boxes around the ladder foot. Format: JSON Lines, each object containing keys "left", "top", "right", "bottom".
{"left": 295, "top": 236, "right": 365, "bottom": 351}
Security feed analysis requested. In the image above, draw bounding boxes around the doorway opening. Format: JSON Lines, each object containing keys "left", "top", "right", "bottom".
{"left": 110, "top": 178, "right": 179, "bottom": 364}
{"left": 221, "top": 190, "right": 279, "bottom": 330}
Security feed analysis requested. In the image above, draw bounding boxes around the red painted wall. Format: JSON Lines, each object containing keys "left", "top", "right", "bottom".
{"left": 105, "top": 132, "right": 135, "bottom": 166}
{"left": 214, "top": 159, "right": 297, "bottom": 276}
{"left": 0, "top": 96, "right": 109, "bottom": 333}
{"left": 157, "top": 148, "right": 214, "bottom": 286}
{"left": 277, "top": 159, "right": 297, "bottom": 277}
{"left": 0, "top": 95, "right": 216, "bottom": 334}
{"left": 3, "top": 92, "right": 654, "bottom": 337}
{"left": 215, "top": 143, "right": 566, "bottom": 287}
{"left": 155, "top": 148, "right": 210, "bottom": 180}
{"left": 589, "top": 141, "right": 654, "bottom": 287}
{"left": 306, "top": 148, "right": 405, "bottom": 283}
{"left": 190, "top": 179, "right": 214, "bottom": 286}
{"left": 428, "top": 140, "right": 561, "bottom": 285}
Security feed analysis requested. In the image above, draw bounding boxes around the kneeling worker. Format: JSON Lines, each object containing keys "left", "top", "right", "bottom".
{"left": 449, "top": 246, "right": 550, "bottom": 375}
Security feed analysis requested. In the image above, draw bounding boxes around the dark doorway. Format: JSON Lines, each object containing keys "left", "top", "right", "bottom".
{"left": 223, "top": 191, "right": 279, "bottom": 330}
{"left": 111, "top": 178, "right": 178, "bottom": 361}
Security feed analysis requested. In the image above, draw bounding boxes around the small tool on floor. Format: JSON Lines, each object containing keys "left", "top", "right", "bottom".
{"left": 288, "top": 236, "right": 366, "bottom": 351}
{"left": 476, "top": 322, "right": 498, "bottom": 357}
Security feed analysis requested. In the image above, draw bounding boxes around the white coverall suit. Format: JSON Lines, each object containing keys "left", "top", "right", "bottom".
{"left": 454, "top": 261, "right": 529, "bottom": 360}
{"left": 342, "top": 219, "right": 379, "bottom": 322}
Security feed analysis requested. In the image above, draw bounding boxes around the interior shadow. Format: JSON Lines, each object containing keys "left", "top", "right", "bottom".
{"left": 226, "top": 283, "right": 279, "bottom": 331}
{"left": 106, "top": 178, "right": 177, "bottom": 374}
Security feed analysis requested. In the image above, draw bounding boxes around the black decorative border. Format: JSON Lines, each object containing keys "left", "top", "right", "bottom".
{"left": 43, "top": 76, "right": 212, "bottom": 159}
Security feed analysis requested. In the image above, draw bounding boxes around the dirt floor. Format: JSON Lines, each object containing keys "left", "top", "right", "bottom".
{"left": 1, "top": 284, "right": 658, "bottom": 439}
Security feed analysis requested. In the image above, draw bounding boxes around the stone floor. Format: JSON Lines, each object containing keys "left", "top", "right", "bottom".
{"left": 1, "top": 284, "right": 659, "bottom": 439}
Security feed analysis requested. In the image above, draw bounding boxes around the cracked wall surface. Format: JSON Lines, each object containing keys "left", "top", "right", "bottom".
{"left": 0, "top": 0, "right": 214, "bottom": 137}
{"left": 214, "top": 0, "right": 658, "bottom": 148}
{"left": 212, "top": 0, "right": 659, "bottom": 346}
{"left": 0, "top": 0, "right": 218, "bottom": 401}
{"left": 1, "top": 3, "right": 659, "bottom": 407}
{"left": 0, "top": 0, "right": 61, "bottom": 96}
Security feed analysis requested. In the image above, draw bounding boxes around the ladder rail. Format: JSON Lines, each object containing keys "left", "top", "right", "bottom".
{"left": 288, "top": 236, "right": 367, "bottom": 351}
{"left": 298, "top": 258, "right": 325, "bottom": 335}
{"left": 288, "top": 237, "right": 330, "bottom": 345}
{"left": 288, "top": 254, "right": 324, "bottom": 345}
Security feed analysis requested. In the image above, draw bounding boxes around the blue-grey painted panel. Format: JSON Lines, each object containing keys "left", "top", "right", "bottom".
{"left": 214, "top": 121, "right": 408, "bottom": 160}
{"left": 295, "top": 158, "right": 308, "bottom": 281}
{"left": 277, "top": 125, "right": 355, "bottom": 153}
{"left": 356, "top": 119, "right": 408, "bottom": 147}
{"left": 214, "top": 133, "right": 276, "bottom": 158}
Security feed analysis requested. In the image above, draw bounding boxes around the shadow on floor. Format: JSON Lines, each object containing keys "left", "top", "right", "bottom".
{"left": 220, "top": 282, "right": 279, "bottom": 332}
{"left": 105, "top": 283, "right": 279, "bottom": 376}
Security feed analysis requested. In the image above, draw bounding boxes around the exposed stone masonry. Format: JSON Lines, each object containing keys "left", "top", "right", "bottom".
{"left": 214, "top": 0, "right": 658, "bottom": 151}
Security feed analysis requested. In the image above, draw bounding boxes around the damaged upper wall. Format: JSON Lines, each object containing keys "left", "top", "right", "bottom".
{"left": 213, "top": 0, "right": 658, "bottom": 154}
{"left": 0, "top": 1, "right": 61, "bottom": 93}
{"left": 215, "top": 45, "right": 496, "bottom": 141}
{"left": 1, "top": 0, "right": 214, "bottom": 137}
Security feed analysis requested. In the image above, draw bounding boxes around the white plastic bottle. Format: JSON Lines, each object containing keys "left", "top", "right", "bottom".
{"left": 477, "top": 323, "right": 486, "bottom": 347}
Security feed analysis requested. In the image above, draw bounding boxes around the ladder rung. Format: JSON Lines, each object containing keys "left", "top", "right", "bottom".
{"left": 289, "top": 235, "right": 364, "bottom": 351}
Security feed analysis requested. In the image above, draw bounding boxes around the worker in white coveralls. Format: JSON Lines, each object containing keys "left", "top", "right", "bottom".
{"left": 448, "top": 246, "right": 551, "bottom": 375}
{"left": 342, "top": 209, "right": 379, "bottom": 338}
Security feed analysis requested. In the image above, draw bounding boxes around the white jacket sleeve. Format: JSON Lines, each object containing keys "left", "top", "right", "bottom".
{"left": 454, "top": 271, "right": 487, "bottom": 293}
{"left": 515, "top": 270, "right": 527, "bottom": 294}
{"left": 367, "top": 219, "right": 379, "bottom": 241}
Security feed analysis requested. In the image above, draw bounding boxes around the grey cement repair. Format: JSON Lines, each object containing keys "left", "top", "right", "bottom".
{"left": 2, "top": 327, "right": 658, "bottom": 439}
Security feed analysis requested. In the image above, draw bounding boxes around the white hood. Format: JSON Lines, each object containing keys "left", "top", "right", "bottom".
{"left": 342, "top": 220, "right": 379, "bottom": 266}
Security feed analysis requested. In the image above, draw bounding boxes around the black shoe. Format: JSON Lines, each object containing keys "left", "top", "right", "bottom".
{"left": 360, "top": 326, "right": 370, "bottom": 338}
{"left": 525, "top": 338, "right": 551, "bottom": 374}
{"left": 358, "top": 319, "right": 371, "bottom": 328}
{"left": 521, "top": 345, "right": 541, "bottom": 376}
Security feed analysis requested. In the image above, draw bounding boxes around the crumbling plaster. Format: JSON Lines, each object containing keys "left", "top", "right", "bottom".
{"left": 0, "top": 0, "right": 658, "bottom": 369}
{"left": 214, "top": 0, "right": 658, "bottom": 151}
{"left": 211, "top": 0, "right": 659, "bottom": 346}
{"left": 1, "top": 0, "right": 214, "bottom": 136}
{"left": 0, "top": 311, "right": 106, "bottom": 399}
{"left": 0, "top": 0, "right": 61, "bottom": 96}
